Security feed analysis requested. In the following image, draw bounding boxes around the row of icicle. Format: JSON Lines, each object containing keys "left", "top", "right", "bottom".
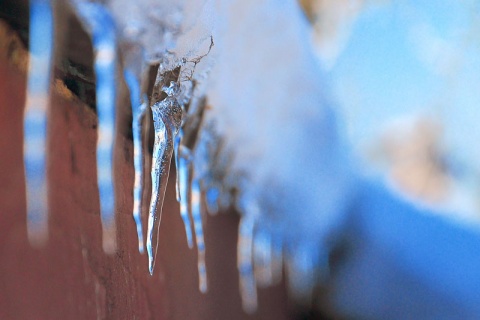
{"left": 23, "top": 0, "right": 324, "bottom": 312}
{"left": 24, "top": 0, "right": 208, "bottom": 293}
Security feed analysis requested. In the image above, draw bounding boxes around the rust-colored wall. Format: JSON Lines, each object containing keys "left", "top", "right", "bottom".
{"left": 0, "top": 37, "right": 292, "bottom": 319}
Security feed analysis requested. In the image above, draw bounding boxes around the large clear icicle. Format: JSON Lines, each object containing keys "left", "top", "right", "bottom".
{"left": 24, "top": 0, "right": 54, "bottom": 246}
{"left": 73, "top": 1, "right": 118, "bottom": 254}
{"left": 124, "top": 70, "right": 148, "bottom": 254}
{"left": 237, "top": 214, "right": 257, "bottom": 313}
{"left": 146, "top": 90, "right": 182, "bottom": 275}
{"left": 191, "top": 175, "right": 207, "bottom": 292}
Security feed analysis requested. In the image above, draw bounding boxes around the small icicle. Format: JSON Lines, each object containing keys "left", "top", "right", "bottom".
{"left": 173, "top": 132, "right": 182, "bottom": 202}
{"left": 74, "top": 1, "right": 118, "bottom": 254}
{"left": 270, "top": 237, "right": 284, "bottom": 286}
{"left": 124, "top": 70, "right": 148, "bottom": 254}
{"left": 24, "top": 0, "right": 54, "bottom": 246}
{"left": 237, "top": 215, "right": 257, "bottom": 313}
{"left": 253, "top": 230, "right": 273, "bottom": 288}
{"left": 178, "top": 147, "right": 194, "bottom": 248}
{"left": 285, "top": 245, "right": 323, "bottom": 304}
{"left": 191, "top": 175, "right": 207, "bottom": 292}
{"left": 205, "top": 186, "right": 219, "bottom": 215}
{"left": 146, "top": 91, "right": 182, "bottom": 275}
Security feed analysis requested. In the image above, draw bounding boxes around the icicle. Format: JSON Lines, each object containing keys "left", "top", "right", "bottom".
{"left": 253, "top": 230, "right": 273, "bottom": 288}
{"left": 162, "top": 81, "right": 180, "bottom": 98}
{"left": 237, "top": 214, "right": 257, "bottom": 313}
{"left": 178, "top": 146, "right": 194, "bottom": 248}
{"left": 73, "top": 1, "right": 118, "bottom": 254}
{"left": 124, "top": 70, "right": 148, "bottom": 254}
{"left": 270, "top": 237, "right": 284, "bottom": 286}
{"left": 191, "top": 175, "right": 207, "bottom": 292}
{"left": 173, "top": 132, "right": 182, "bottom": 202}
{"left": 218, "top": 183, "right": 233, "bottom": 210}
{"left": 146, "top": 89, "right": 182, "bottom": 275}
{"left": 24, "top": 0, "right": 54, "bottom": 246}
{"left": 205, "top": 186, "right": 219, "bottom": 214}
{"left": 285, "top": 244, "right": 325, "bottom": 304}
{"left": 171, "top": 77, "right": 187, "bottom": 208}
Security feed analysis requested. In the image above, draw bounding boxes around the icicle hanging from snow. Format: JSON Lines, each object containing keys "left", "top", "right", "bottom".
{"left": 253, "top": 230, "right": 273, "bottom": 288}
{"left": 285, "top": 243, "right": 328, "bottom": 303}
{"left": 270, "top": 236, "right": 284, "bottom": 286}
{"left": 177, "top": 138, "right": 194, "bottom": 248}
{"left": 191, "top": 175, "right": 207, "bottom": 292}
{"left": 237, "top": 213, "right": 258, "bottom": 313}
{"left": 124, "top": 70, "right": 148, "bottom": 254}
{"left": 146, "top": 82, "right": 183, "bottom": 275}
{"left": 174, "top": 133, "right": 182, "bottom": 203}
{"left": 205, "top": 187, "right": 219, "bottom": 214}
{"left": 73, "top": 1, "right": 118, "bottom": 254}
{"left": 22, "top": 0, "right": 355, "bottom": 312}
{"left": 24, "top": 0, "right": 54, "bottom": 246}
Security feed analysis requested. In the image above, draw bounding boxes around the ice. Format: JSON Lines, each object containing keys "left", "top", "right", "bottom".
{"left": 285, "top": 243, "right": 327, "bottom": 303}
{"left": 177, "top": 96, "right": 209, "bottom": 291}
{"left": 174, "top": 133, "right": 182, "bottom": 202}
{"left": 198, "top": 0, "right": 356, "bottom": 308}
{"left": 177, "top": 147, "right": 194, "bottom": 248}
{"left": 237, "top": 213, "right": 258, "bottom": 313}
{"left": 191, "top": 176, "right": 207, "bottom": 292}
{"left": 107, "top": 0, "right": 186, "bottom": 63}
{"left": 253, "top": 230, "right": 273, "bottom": 288}
{"left": 146, "top": 94, "right": 182, "bottom": 275}
{"left": 162, "top": 81, "right": 180, "bottom": 97}
{"left": 73, "top": 1, "right": 118, "bottom": 254}
{"left": 24, "top": 0, "right": 54, "bottom": 246}
{"left": 124, "top": 70, "right": 148, "bottom": 254}
{"left": 23, "top": 0, "right": 356, "bottom": 311}
{"left": 18, "top": 0, "right": 480, "bottom": 314}
{"left": 205, "top": 187, "right": 219, "bottom": 214}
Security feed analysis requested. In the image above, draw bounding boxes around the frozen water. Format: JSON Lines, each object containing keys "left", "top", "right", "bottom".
{"left": 24, "top": 0, "right": 357, "bottom": 312}
{"left": 24, "top": 0, "right": 54, "bottom": 246}
{"left": 253, "top": 230, "right": 273, "bottom": 288}
{"left": 146, "top": 95, "right": 182, "bottom": 275}
{"left": 177, "top": 148, "right": 194, "bottom": 248}
{"left": 196, "top": 0, "right": 355, "bottom": 306}
{"left": 73, "top": 1, "right": 118, "bottom": 254}
{"left": 124, "top": 70, "right": 148, "bottom": 254}
{"left": 191, "top": 176, "right": 207, "bottom": 292}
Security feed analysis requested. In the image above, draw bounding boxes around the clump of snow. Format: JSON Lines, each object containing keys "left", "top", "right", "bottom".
{"left": 204, "top": 0, "right": 355, "bottom": 251}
